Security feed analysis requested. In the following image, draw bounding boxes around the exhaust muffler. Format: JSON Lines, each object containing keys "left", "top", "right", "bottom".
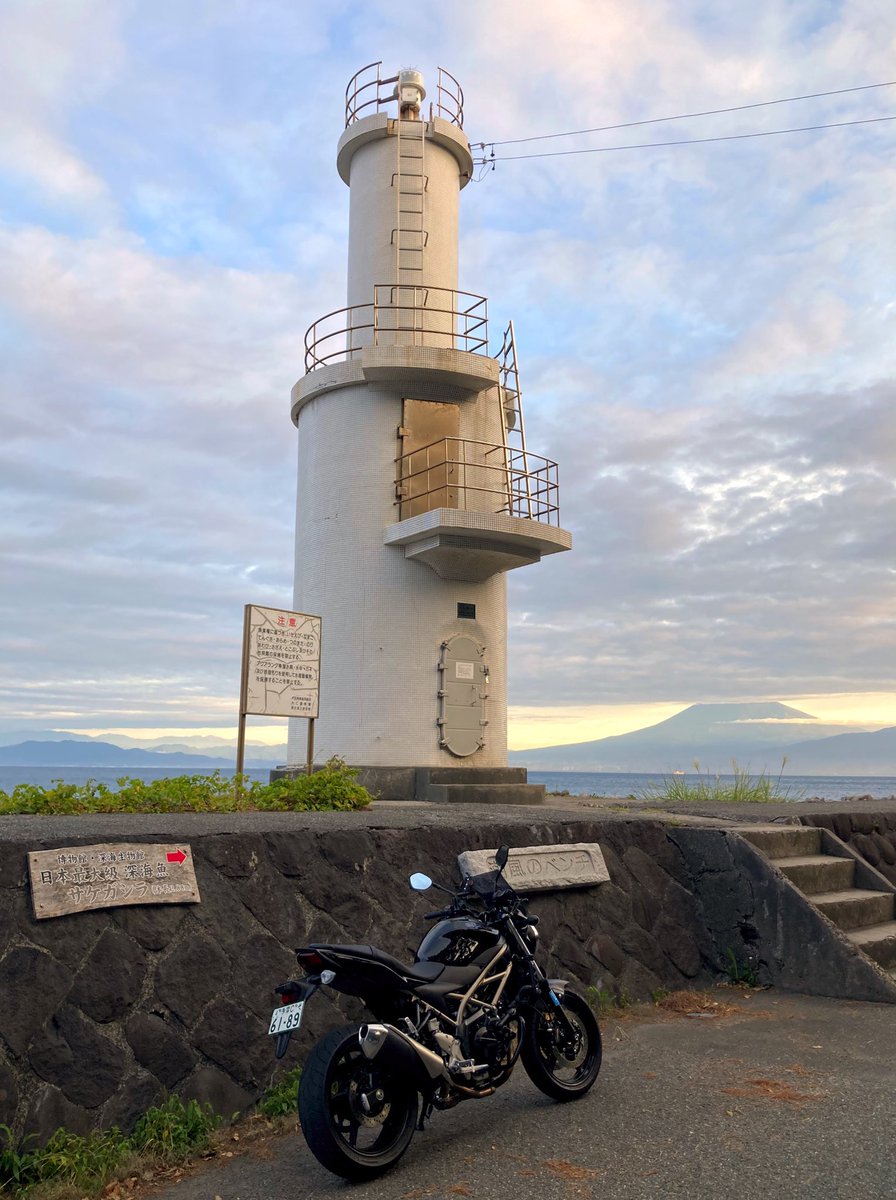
{"left": 358, "top": 1023, "right": 447, "bottom": 1088}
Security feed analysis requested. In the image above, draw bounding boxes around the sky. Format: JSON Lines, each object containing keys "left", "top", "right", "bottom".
{"left": 1, "top": 0, "right": 895, "bottom": 752}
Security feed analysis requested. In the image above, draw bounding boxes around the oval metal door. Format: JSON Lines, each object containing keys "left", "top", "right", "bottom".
{"left": 439, "top": 635, "right": 487, "bottom": 757}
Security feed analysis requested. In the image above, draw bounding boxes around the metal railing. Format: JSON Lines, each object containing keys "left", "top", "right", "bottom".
{"left": 395, "top": 437, "right": 560, "bottom": 525}
{"left": 433, "top": 67, "right": 464, "bottom": 127}
{"left": 344, "top": 62, "right": 464, "bottom": 128}
{"left": 304, "top": 286, "right": 488, "bottom": 372}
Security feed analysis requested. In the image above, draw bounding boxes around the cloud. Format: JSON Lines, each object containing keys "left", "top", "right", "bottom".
{"left": 1, "top": 0, "right": 895, "bottom": 733}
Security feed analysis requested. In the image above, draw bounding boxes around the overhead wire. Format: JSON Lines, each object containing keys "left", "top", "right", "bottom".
{"left": 477, "top": 80, "right": 896, "bottom": 151}
{"left": 473, "top": 114, "right": 896, "bottom": 165}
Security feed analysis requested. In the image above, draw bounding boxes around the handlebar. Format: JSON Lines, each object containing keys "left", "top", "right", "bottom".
{"left": 424, "top": 908, "right": 454, "bottom": 920}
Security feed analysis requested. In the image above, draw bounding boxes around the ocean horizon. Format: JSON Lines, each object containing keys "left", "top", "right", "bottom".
{"left": 1, "top": 765, "right": 894, "bottom": 803}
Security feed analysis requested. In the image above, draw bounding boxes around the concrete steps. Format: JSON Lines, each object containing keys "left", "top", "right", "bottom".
{"left": 846, "top": 921, "right": 896, "bottom": 969}
{"left": 773, "top": 854, "right": 856, "bottom": 894}
{"left": 739, "top": 823, "right": 896, "bottom": 985}
{"left": 812, "top": 889, "right": 895, "bottom": 930}
{"left": 415, "top": 767, "right": 545, "bottom": 805}
{"left": 421, "top": 783, "right": 546, "bottom": 805}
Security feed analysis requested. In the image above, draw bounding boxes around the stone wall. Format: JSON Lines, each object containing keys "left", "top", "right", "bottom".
{"left": 1, "top": 809, "right": 891, "bottom": 1147}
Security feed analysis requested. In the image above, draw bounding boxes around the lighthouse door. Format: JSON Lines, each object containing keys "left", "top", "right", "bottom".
{"left": 438, "top": 634, "right": 487, "bottom": 757}
{"left": 398, "top": 398, "right": 460, "bottom": 519}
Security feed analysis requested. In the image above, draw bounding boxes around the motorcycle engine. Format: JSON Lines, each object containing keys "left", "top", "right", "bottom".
{"left": 470, "top": 1015, "right": 520, "bottom": 1076}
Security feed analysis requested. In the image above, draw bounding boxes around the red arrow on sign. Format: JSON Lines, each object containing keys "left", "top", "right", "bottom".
{"left": 167, "top": 849, "right": 187, "bottom": 864}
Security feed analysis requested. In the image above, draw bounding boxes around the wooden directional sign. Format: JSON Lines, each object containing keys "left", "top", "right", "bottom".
{"left": 28, "top": 843, "right": 200, "bottom": 919}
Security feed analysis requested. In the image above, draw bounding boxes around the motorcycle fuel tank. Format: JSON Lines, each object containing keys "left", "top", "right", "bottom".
{"left": 415, "top": 918, "right": 505, "bottom": 968}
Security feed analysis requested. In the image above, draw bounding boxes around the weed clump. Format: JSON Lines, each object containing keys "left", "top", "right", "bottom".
{"left": 639, "top": 759, "right": 802, "bottom": 806}
{"left": 257, "top": 1066, "right": 303, "bottom": 1119}
{"left": 0, "top": 1096, "right": 218, "bottom": 1197}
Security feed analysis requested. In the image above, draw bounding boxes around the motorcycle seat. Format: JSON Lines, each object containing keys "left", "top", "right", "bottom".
{"left": 309, "top": 943, "right": 445, "bottom": 983}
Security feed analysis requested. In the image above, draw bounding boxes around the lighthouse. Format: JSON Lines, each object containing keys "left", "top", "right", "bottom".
{"left": 282, "top": 64, "right": 570, "bottom": 802}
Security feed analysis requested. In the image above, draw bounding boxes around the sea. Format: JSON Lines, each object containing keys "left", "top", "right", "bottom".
{"left": 1, "top": 766, "right": 894, "bottom": 802}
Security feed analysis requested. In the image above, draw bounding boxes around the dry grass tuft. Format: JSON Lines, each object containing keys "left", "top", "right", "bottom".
{"left": 654, "top": 990, "right": 740, "bottom": 1018}
{"left": 540, "top": 1160, "right": 601, "bottom": 1181}
{"left": 723, "top": 1076, "right": 827, "bottom": 1105}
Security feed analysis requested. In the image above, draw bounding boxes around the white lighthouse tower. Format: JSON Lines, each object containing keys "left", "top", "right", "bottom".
{"left": 283, "top": 64, "right": 570, "bottom": 802}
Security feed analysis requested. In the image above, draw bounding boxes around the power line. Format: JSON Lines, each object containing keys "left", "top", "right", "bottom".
{"left": 478, "top": 80, "right": 896, "bottom": 150}
{"left": 474, "top": 114, "right": 896, "bottom": 165}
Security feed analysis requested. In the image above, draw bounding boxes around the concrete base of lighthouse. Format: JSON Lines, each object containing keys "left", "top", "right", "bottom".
{"left": 270, "top": 763, "right": 545, "bottom": 804}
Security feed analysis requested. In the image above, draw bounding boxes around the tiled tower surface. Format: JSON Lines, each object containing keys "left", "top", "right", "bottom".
{"left": 282, "top": 65, "right": 570, "bottom": 798}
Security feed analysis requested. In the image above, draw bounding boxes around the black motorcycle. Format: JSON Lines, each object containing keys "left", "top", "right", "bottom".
{"left": 268, "top": 845, "right": 602, "bottom": 1180}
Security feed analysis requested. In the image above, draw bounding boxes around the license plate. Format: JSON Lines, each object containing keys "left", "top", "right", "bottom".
{"left": 269, "top": 1001, "right": 305, "bottom": 1035}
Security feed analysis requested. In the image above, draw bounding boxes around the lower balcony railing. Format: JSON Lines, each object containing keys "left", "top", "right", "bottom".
{"left": 395, "top": 437, "right": 560, "bottom": 525}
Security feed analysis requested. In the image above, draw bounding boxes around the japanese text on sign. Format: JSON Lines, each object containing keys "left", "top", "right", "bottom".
{"left": 242, "top": 606, "right": 321, "bottom": 719}
{"left": 28, "top": 843, "right": 201, "bottom": 919}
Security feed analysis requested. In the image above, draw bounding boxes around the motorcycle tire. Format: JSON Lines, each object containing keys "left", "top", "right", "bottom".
{"left": 298, "top": 1023, "right": 419, "bottom": 1180}
{"left": 521, "top": 989, "right": 602, "bottom": 1101}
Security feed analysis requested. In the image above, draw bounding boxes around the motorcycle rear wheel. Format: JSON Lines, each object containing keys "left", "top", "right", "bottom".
{"left": 298, "top": 1024, "right": 419, "bottom": 1180}
{"left": 521, "top": 989, "right": 602, "bottom": 1100}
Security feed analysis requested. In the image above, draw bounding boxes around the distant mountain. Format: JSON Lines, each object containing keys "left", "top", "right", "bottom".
{"left": 509, "top": 702, "right": 878, "bottom": 774}
{"left": 0, "top": 729, "right": 95, "bottom": 748}
{"left": 0, "top": 731, "right": 286, "bottom": 767}
{"left": 0, "top": 740, "right": 235, "bottom": 768}
{"left": 776, "top": 726, "right": 896, "bottom": 776}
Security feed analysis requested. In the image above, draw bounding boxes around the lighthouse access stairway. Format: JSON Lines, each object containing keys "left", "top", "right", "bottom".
{"left": 738, "top": 824, "right": 896, "bottom": 984}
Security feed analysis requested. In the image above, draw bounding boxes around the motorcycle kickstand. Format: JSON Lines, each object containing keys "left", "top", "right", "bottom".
{"left": 417, "top": 1100, "right": 434, "bottom": 1132}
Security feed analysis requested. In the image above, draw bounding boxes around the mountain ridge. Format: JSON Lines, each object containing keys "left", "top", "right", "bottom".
{"left": 508, "top": 702, "right": 891, "bottom": 775}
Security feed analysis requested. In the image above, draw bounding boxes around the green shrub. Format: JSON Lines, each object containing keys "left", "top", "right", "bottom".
{"left": 0, "top": 758, "right": 372, "bottom": 816}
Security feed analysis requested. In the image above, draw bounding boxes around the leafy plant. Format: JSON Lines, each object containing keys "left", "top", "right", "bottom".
{"left": 257, "top": 1066, "right": 303, "bottom": 1119}
{"left": 0, "top": 1095, "right": 220, "bottom": 1197}
{"left": 640, "top": 759, "right": 803, "bottom": 806}
{"left": 129, "top": 1095, "right": 219, "bottom": 1161}
{"left": 725, "top": 948, "right": 760, "bottom": 988}
{"left": 586, "top": 984, "right": 634, "bottom": 1015}
{"left": 0, "top": 758, "right": 372, "bottom": 816}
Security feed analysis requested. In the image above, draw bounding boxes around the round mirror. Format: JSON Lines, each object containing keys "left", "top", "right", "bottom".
{"left": 409, "top": 872, "right": 433, "bottom": 891}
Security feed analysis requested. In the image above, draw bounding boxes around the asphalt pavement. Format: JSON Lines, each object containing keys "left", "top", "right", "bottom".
{"left": 146, "top": 990, "right": 896, "bottom": 1200}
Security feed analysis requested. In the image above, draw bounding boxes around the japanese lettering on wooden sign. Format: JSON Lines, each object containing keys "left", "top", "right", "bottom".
{"left": 28, "top": 843, "right": 201, "bottom": 919}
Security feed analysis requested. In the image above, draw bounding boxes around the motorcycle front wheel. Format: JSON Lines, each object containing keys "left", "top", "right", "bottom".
{"left": 521, "top": 989, "right": 602, "bottom": 1100}
{"left": 298, "top": 1024, "right": 419, "bottom": 1180}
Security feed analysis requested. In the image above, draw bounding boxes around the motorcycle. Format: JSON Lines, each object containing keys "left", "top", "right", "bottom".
{"left": 268, "top": 845, "right": 602, "bottom": 1180}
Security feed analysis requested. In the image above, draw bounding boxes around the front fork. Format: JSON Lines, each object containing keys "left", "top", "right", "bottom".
{"left": 503, "top": 919, "right": 578, "bottom": 1042}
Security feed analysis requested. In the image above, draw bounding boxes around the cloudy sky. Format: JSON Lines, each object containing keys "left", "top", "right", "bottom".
{"left": 1, "top": 0, "right": 894, "bottom": 750}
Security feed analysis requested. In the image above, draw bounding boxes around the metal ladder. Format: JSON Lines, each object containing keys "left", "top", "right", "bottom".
{"left": 497, "top": 321, "right": 533, "bottom": 519}
{"left": 392, "top": 117, "right": 428, "bottom": 336}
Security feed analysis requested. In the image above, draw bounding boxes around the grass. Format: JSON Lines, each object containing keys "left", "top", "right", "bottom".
{"left": 639, "top": 758, "right": 803, "bottom": 806}
{"left": 0, "top": 1096, "right": 219, "bottom": 1198}
{"left": 0, "top": 1071, "right": 305, "bottom": 1199}
{"left": 257, "top": 1066, "right": 302, "bottom": 1119}
{"left": 0, "top": 757, "right": 372, "bottom": 816}
{"left": 724, "top": 948, "right": 761, "bottom": 989}
{"left": 586, "top": 984, "right": 635, "bottom": 1016}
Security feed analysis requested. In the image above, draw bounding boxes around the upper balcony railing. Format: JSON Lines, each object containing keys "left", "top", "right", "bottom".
{"left": 304, "top": 286, "right": 488, "bottom": 373}
{"left": 345, "top": 63, "right": 464, "bottom": 129}
{"left": 396, "top": 437, "right": 561, "bottom": 526}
